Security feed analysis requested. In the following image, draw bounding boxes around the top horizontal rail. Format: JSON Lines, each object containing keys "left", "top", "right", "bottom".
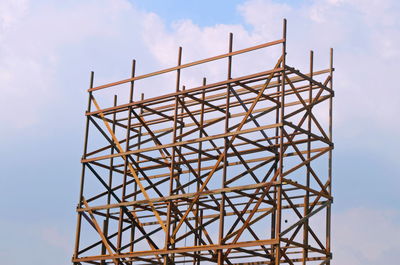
{"left": 86, "top": 66, "right": 285, "bottom": 117}
{"left": 88, "top": 38, "right": 285, "bottom": 92}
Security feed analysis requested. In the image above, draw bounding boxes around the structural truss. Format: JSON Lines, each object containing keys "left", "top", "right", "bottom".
{"left": 72, "top": 20, "right": 334, "bottom": 265}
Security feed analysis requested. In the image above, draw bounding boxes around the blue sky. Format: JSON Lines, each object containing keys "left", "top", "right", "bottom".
{"left": 0, "top": 0, "right": 399, "bottom": 264}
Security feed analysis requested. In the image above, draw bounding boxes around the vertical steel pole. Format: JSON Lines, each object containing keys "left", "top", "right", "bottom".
{"left": 275, "top": 18, "right": 287, "bottom": 265}
{"left": 271, "top": 51, "right": 281, "bottom": 265}
{"left": 107, "top": 95, "right": 118, "bottom": 215}
{"left": 101, "top": 220, "right": 109, "bottom": 265}
{"left": 199, "top": 209, "right": 204, "bottom": 265}
{"left": 326, "top": 48, "right": 334, "bottom": 264}
{"left": 303, "top": 50, "right": 313, "bottom": 265}
{"left": 164, "top": 46, "right": 182, "bottom": 265}
{"left": 217, "top": 33, "right": 233, "bottom": 265}
{"left": 129, "top": 60, "right": 137, "bottom": 261}
{"left": 131, "top": 92, "right": 143, "bottom": 257}
{"left": 102, "top": 95, "right": 117, "bottom": 263}
{"left": 118, "top": 60, "right": 135, "bottom": 253}
{"left": 118, "top": 62, "right": 135, "bottom": 255}
{"left": 73, "top": 71, "right": 94, "bottom": 260}
{"left": 193, "top": 78, "right": 206, "bottom": 265}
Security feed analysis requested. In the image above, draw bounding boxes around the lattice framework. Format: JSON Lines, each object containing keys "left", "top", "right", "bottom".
{"left": 72, "top": 20, "right": 334, "bottom": 265}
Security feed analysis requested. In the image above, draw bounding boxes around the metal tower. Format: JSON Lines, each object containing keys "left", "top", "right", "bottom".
{"left": 72, "top": 19, "right": 334, "bottom": 265}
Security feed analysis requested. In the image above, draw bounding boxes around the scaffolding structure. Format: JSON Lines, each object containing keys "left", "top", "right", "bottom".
{"left": 72, "top": 20, "right": 334, "bottom": 265}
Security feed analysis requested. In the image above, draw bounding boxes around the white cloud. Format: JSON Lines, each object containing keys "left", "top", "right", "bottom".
{"left": 0, "top": 0, "right": 147, "bottom": 130}
{"left": 3, "top": 0, "right": 398, "bottom": 137}
{"left": 141, "top": 0, "right": 400, "bottom": 148}
{"left": 238, "top": 0, "right": 292, "bottom": 38}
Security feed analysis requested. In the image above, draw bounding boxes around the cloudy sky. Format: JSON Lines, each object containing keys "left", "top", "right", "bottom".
{"left": 0, "top": 0, "right": 399, "bottom": 264}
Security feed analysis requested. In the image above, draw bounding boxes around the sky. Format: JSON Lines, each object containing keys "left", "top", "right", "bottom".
{"left": 0, "top": 0, "right": 399, "bottom": 264}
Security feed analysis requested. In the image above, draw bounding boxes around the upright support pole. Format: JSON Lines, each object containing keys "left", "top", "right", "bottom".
{"left": 118, "top": 59, "right": 135, "bottom": 256}
{"left": 303, "top": 50, "right": 313, "bottom": 265}
{"left": 164, "top": 46, "right": 182, "bottom": 265}
{"left": 326, "top": 47, "right": 334, "bottom": 264}
{"left": 194, "top": 78, "right": 206, "bottom": 265}
{"left": 217, "top": 32, "right": 233, "bottom": 265}
{"left": 102, "top": 95, "right": 117, "bottom": 263}
{"left": 275, "top": 18, "right": 287, "bottom": 265}
{"left": 131, "top": 92, "right": 144, "bottom": 252}
{"left": 73, "top": 71, "right": 94, "bottom": 261}
{"left": 129, "top": 60, "right": 137, "bottom": 261}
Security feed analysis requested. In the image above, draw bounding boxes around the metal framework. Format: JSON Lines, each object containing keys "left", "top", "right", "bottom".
{"left": 72, "top": 20, "right": 334, "bottom": 265}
